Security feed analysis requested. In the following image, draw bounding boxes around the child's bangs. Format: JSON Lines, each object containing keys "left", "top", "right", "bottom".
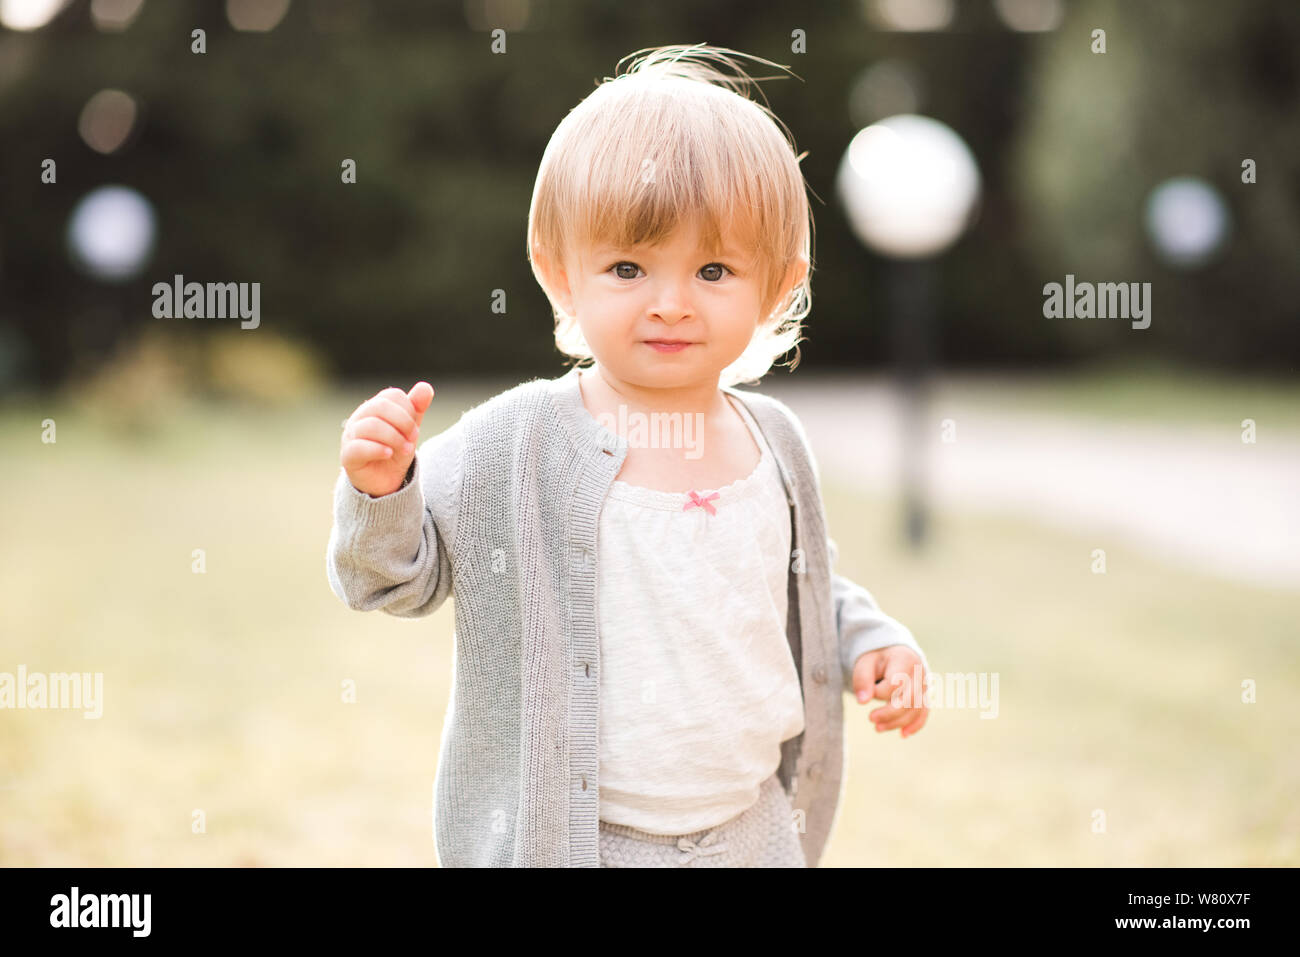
{"left": 577, "top": 151, "right": 754, "bottom": 264}
{"left": 564, "top": 82, "right": 784, "bottom": 275}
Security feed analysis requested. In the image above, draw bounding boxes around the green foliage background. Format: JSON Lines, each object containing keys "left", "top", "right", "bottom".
{"left": 0, "top": 0, "right": 1295, "bottom": 392}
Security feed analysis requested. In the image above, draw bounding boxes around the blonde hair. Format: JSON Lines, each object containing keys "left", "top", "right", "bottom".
{"left": 526, "top": 43, "right": 815, "bottom": 387}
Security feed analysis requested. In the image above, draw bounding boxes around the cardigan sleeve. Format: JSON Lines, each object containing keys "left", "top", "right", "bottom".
{"left": 325, "top": 418, "right": 464, "bottom": 619}
{"left": 775, "top": 398, "right": 931, "bottom": 691}
{"left": 829, "top": 535, "right": 930, "bottom": 691}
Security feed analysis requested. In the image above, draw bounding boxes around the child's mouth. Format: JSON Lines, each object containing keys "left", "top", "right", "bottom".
{"left": 643, "top": 340, "right": 694, "bottom": 353}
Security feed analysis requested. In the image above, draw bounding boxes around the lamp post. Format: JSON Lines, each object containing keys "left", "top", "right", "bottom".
{"left": 836, "top": 114, "right": 981, "bottom": 547}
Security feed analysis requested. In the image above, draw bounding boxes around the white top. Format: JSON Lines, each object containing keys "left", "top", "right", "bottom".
{"left": 595, "top": 394, "right": 805, "bottom": 834}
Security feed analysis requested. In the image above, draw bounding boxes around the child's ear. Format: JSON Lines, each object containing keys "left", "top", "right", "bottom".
{"left": 533, "top": 244, "right": 575, "bottom": 314}
{"left": 783, "top": 255, "right": 810, "bottom": 296}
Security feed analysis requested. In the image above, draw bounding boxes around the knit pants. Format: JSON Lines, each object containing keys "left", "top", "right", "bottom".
{"left": 597, "top": 772, "right": 807, "bottom": 867}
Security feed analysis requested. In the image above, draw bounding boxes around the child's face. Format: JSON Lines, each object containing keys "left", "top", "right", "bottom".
{"left": 547, "top": 218, "right": 803, "bottom": 390}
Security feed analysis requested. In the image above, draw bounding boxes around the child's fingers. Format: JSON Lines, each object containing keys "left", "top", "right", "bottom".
{"left": 340, "top": 437, "right": 396, "bottom": 471}
{"left": 868, "top": 703, "right": 902, "bottom": 728}
{"left": 348, "top": 416, "right": 414, "bottom": 455}
{"left": 851, "top": 650, "right": 885, "bottom": 701}
{"left": 368, "top": 392, "right": 419, "bottom": 433}
{"left": 407, "top": 382, "right": 435, "bottom": 424}
{"left": 872, "top": 703, "right": 925, "bottom": 734}
{"left": 874, "top": 668, "right": 911, "bottom": 704}
{"left": 352, "top": 396, "right": 418, "bottom": 441}
{"left": 899, "top": 710, "right": 929, "bottom": 739}
{"left": 371, "top": 386, "right": 419, "bottom": 424}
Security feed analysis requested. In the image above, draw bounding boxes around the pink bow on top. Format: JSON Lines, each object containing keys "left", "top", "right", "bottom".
{"left": 683, "top": 490, "right": 720, "bottom": 516}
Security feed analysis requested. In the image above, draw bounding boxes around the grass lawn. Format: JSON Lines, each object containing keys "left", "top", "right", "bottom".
{"left": 821, "top": 475, "right": 1298, "bottom": 867}
{"left": 1, "top": 386, "right": 1295, "bottom": 866}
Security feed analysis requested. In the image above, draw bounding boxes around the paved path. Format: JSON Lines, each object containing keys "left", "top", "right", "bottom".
{"left": 761, "top": 375, "right": 1300, "bottom": 592}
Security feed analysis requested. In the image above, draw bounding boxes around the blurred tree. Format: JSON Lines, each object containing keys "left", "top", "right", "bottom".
{"left": 0, "top": 0, "right": 1293, "bottom": 394}
{"left": 1017, "top": 0, "right": 1300, "bottom": 370}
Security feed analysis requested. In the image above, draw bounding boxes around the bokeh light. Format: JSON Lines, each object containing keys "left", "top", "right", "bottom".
{"left": 65, "top": 185, "right": 158, "bottom": 282}
{"left": 838, "top": 114, "right": 981, "bottom": 258}
{"left": 77, "top": 89, "right": 139, "bottom": 155}
{"left": 993, "top": 0, "right": 1065, "bottom": 32}
{"left": 0, "top": 0, "right": 70, "bottom": 30}
{"left": 90, "top": 0, "right": 145, "bottom": 32}
{"left": 864, "top": 0, "right": 955, "bottom": 32}
{"left": 1143, "top": 176, "right": 1232, "bottom": 270}
{"left": 226, "top": 0, "right": 291, "bottom": 32}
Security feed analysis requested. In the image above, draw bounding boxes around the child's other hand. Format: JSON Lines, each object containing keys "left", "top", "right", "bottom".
{"left": 851, "top": 646, "right": 929, "bottom": 739}
{"left": 341, "top": 382, "right": 435, "bottom": 498}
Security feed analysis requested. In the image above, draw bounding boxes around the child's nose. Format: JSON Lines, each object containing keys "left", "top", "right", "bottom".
{"left": 648, "top": 278, "right": 694, "bottom": 320}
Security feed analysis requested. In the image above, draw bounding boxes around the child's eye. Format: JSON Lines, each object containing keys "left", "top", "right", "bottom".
{"left": 607, "top": 262, "right": 732, "bottom": 281}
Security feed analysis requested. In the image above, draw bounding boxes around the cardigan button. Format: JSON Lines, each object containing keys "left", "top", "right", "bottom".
{"left": 812, "top": 665, "right": 827, "bottom": 684}
{"left": 806, "top": 761, "right": 821, "bottom": 781}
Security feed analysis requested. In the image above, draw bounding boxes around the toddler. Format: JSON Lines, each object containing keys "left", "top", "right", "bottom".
{"left": 327, "top": 43, "right": 930, "bottom": 868}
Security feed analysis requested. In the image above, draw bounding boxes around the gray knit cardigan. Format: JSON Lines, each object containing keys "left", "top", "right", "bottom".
{"left": 326, "top": 364, "right": 929, "bottom": 866}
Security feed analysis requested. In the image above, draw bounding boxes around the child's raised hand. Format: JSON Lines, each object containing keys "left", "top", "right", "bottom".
{"left": 851, "top": 646, "right": 930, "bottom": 739}
{"left": 341, "top": 382, "right": 435, "bottom": 498}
